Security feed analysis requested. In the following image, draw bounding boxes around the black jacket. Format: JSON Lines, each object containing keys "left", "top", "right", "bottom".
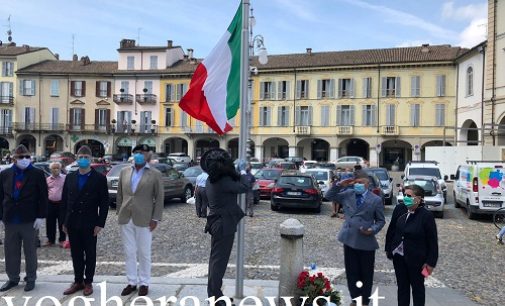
{"left": 63, "top": 169, "right": 109, "bottom": 229}
{"left": 0, "top": 165, "right": 48, "bottom": 224}
{"left": 385, "top": 205, "right": 438, "bottom": 268}
{"left": 205, "top": 175, "right": 248, "bottom": 237}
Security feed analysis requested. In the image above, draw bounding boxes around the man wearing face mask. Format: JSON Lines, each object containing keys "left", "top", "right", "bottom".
{"left": 62, "top": 145, "right": 109, "bottom": 296}
{"left": 116, "top": 144, "right": 163, "bottom": 297}
{"left": 0, "top": 145, "right": 48, "bottom": 292}
{"left": 324, "top": 173, "right": 385, "bottom": 306}
{"left": 44, "top": 162, "right": 66, "bottom": 247}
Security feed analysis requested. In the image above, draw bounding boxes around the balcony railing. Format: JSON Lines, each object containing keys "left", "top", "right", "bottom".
{"left": 111, "top": 123, "right": 158, "bottom": 134}
{"left": 113, "top": 94, "right": 134, "bottom": 105}
{"left": 135, "top": 94, "right": 157, "bottom": 104}
{"left": 184, "top": 126, "right": 216, "bottom": 134}
{"left": 67, "top": 124, "right": 111, "bottom": 133}
{"left": 295, "top": 125, "right": 311, "bottom": 135}
{"left": 14, "top": 122, "right": 38, "bottom": 131}
{"left": 381, "top": 125, "right": 399, "bottom": 136}
{"left": 336, "top": 125, "right": 353, "bottom": 135}
{"left": 0, "top": 96, "right": 14, "bottom": 105}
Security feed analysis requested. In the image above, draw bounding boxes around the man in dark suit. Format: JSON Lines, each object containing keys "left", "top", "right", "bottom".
{"left": 62, "top": 145, "right": 109, "bottom": 296}
{"left": 202, "top": 149, "right": 249, "bottom": 305}
{"left": 0, "top": 145, "right": 48, "bottom": 292}
{"left": 325, "top": 174, "right": 385, "bottom": 306}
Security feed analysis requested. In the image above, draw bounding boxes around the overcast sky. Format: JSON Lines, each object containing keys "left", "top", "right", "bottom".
{"left": 0, "top": 0, "right": 488, "bottom": 61}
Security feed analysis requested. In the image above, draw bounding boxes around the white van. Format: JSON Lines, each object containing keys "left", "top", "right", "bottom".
{"left": 453, "top": 161, "right": 505, "bottom": 219}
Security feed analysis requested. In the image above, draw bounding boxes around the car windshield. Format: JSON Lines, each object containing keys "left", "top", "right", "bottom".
{"left": 278, "top": 176, "right": 312, "bottom": 187}
{"left": 409, "top": 168, "right": 441, "bottom": 179}
{"left": 251, "top": 163, "right": 263, "bottom": 169}
{"left": 406, "top": 179, "right": 437, "bottom": 196}
{"left": 183, "top": 167, "right": 202, "bottom": 177}
{"left": 306, "top": 171, "right": 328, "bottom": 181}
{"left": 255, "top": 169, "right": 282, "bottom": 180}
{"left": 107, "top": 164, "right": 129, "bottom": 177}
{"left": 369, "top": 170, "right": 389, "bottom": 181}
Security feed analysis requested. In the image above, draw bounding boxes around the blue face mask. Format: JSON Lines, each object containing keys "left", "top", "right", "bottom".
{"left": 77, "top": 157, "right": 90, "bottom": 169}
{"left": 133, "top": 153, "right": 145, "bottom": 165}
{"left": 353, "top": 183, "right": 366, "bottom": 194}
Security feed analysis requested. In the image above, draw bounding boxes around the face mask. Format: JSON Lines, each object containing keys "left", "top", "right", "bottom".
{"left": 353, "top": 183, "right": 366, "bottom": 194}
{"left": 403, "top": 196, "right": 415, "bottom": 207}
{"left": 133, "top": 153, "right": 145, "bottom": 165}
{"left": 77, "top": 158, "right": 90, "bottom": 169}
{"left": 16, "top": 158, "right": 31, "bottom": 170}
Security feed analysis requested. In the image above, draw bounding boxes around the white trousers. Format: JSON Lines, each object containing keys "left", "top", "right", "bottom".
{"left": 121, "top": 219, "right": 152, "bottom": 286}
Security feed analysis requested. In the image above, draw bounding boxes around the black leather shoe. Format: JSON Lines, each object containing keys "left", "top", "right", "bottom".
{"left": 24, "top": 281, "right": 35, "bottom": 292}
{"left": 0, "top": 281, "right": 18, "bottom": 292}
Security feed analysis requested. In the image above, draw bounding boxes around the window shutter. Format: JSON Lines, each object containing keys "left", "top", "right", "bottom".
{"left": 259, "top": 108, "right": 264, "bottom": 126}
{"left": 329, "top": 79, "right": 335, "bottom": 99}
{"left": 94, "top": 109, "right": 99, "bottom": 129}
{"left": 106, "top": 109, "right": 111, "bottom": 130}
{"left": 317, "top": 80, "right": 322, "bottom": 99}
{"left": 362, "top": 78, "right": 367, "bottom": 98}
{"left": 81, "top": 81, "right": 86, "bottom": 96}
{"left": 372, "top": 105, "right": 376, "bottom": 126}
{"left": 349, "top": 79, "right": 355, "bottom": 98}
{"left": 381, "top": 77, "right": 387, "bottom": 97}
{"left": 410, "top": 76, "right": 416, "bottom": 97}
{"left": 31, "top": 80, "right": 36, "bottom": 96}
{"left": 395, "top": 77, "right": 401, "bottom": 97}
{"left": 171, "top": 110, "right": 175, "bottom": 126}
{"left": 285, "top": 81, "right": 290, "bottom": 100}
{"left": 277, "top": 107, "right": 282, "bottom": 126}
{"left": 260, "top": 82, "right": 265, "bottom": 100}
{"left": 70, "top": 81, "right": 75, "bottom": 97}
{"left": 410, "top": 104, "right": 416, "bottom": 126}
{"left": 69, "top": 108, "right": 75, "bottom": 126}
{"left": 96, "top": 81, "right": 100, "bottom": 97}
{"left": 305, "top": 80, "right": 309, "bottom": 99}
{"left": 170, "top": 84, "right": 175, "bottom": 101}
{"left": 441, "top": 75, "right": 446, "bottom": 96}
{"left": 295, "top": 106, "right": 301, "bottom": 125}
{"left": 417, "top": 76, "right": 421, "bottom": 96}
{"left": 296, "top": 80, "right": 301, "bottom": 99}
{"left": 336, "top": 105, "right": 342, "bottom": 125}
{"left": 362, "top": 105, "right": 367, "bottom": 126}
{"left": 277, "top": 82, "right": 282, "bottom": 100}
{"left": 81, "top": 109, "right": 85, "bottom": 129}
{"left": 350, "top": 105, "right": 355, "bottom": 125}
{"left": 270, "top": 83, "right": 276, "bottom": 101}
{"left": 8, "top": 82, "right": 13, "bottom": 98}
{"left": 308, "top": 106, "right": 313, "bottom": 126}
{"left": 107, "top": 82, "right": 112, "bottom": 97}
{"left": 338, "top": 79, "right": 343, "bottom": 98}
{"left": 19, "top": 80, "right": 24, "bottom": 95}
{"left": 267, "top": 107, "right": 271, "bottom": 126}
{"left": 321, "top": 106, "right": 325, "bottom": 126}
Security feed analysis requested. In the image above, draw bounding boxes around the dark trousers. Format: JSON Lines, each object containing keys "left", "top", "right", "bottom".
{"left": 46, "top": 201, "right": 66, "bottom": 243}
{"left": 196, "top": 187, "right": 208, "bottom": 217}
{"left": 343, "top": 245, "right": 375, "bottom": 305}
{"left": 207, "top": 233, "right": 235, "bottom": 298}
{"left": 393, "top": 254, "right": 425, "bottom": 306}
{"left": 68, "top": 227, "right": 97, "bottom": 284}
{"left": 4, "top": 222, "right": 38, "bottom": 283}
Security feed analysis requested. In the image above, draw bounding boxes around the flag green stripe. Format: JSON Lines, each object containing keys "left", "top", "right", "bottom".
{"left": 225, "top": 3, "right": 242, "bottom": 120}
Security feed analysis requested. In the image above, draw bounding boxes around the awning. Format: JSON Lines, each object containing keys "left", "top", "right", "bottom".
{"left": 140, "top": 137, "right": 156, "bottom": 147}
{"left": 117, "top": 137, "right": 133, "bottom": 147}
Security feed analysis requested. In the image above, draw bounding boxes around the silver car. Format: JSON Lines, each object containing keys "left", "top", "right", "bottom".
{"left": 334, "top": 156, "right": 368, "bottom": 169}
{"left": 107, "top": 163, "right": 194, "bottom": 207}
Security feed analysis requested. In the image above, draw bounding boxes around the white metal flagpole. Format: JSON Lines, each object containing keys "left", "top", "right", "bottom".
{"left": 236, "top": 0, "right": 250, "bottom": 299}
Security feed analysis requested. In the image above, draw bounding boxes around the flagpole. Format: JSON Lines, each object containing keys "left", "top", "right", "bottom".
{"left": 236, "top": 0, "right": 250, "bottom": 299}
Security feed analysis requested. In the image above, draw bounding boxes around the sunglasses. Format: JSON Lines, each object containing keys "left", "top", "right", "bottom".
{"left": 16, "top": 155, "right": 31, "bottom": 159}
{"left": 404, "top": 194, "right": 417, "bottom": 198}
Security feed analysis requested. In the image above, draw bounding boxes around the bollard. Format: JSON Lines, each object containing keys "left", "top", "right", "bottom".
{"left": 278, "top": 218, "right": 305, "bottom": 306}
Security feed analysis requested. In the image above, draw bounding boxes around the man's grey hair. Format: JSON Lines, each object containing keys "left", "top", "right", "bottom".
{"left": 49, "top": 161, "right": 62, "bottom": 169}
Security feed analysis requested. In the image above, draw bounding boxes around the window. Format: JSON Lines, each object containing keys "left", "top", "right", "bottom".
{"left": 166, "top": 84, "right": 174, "bottom": 102}
{"left": 435, "top": 104, "right": 445, "bottom": 126}
{"left": 381, "top": 77, "right": 401, "bottom": 97}
{"left": 140, "top": 111, "right": 152, "bottom": 132}
{"left": 466, "top": 67, "right": 473, "bottom": 96}
{"left": 296, "top": 80, "right": 309, "bottom": 99}
{"left": 386, "top": 104, "right": 396, "bottom": 126}
{"left": 165, "top": 108, "right": 173, "bottom": 126}
{"left": 120, "top": 81, "right": 129, "bottom": 94}
{"left": 436, "top": 75, "right": 446, "bottom": 97}
{"left": 336, "top": 105, "right": 355, "bottom": 125}
{"left": 320, "top": 105, "right": 330, "bottom": 126}
{"left": 295, "top": 106, "right": 312, "bottom": 126}
{"left": 96, "top": 81, "right": 109, "bottom": 97}
{"left": 338, "top": 78, "right": 354, "bottom": 98}
{"left": 24, "top": 107, "right": 36, "bottom": 124}
{"left": 410, "top": 104, "right": 420, "bottom": 127}
{"left": 150, "top": 56, "right": 158, "bottom": 69}
{"left": 0, "top": 109, "right": 12, "bottom": 132}
{"left": 317, "top": 79, "right": 335, "bottom": 98}
{"left": 176, "top": 83, "right": 187, "bottom": 101}
{"left": 363, "top": 77, "right": 372, "bottom": 98}
{"left": 97, "top": 109, "right": 108, "bottom": 126}
{"left": 259, "top": 106, "right": 271, "bottom": 126}
{"left": 144, "top": 81, "right": 153, "bottom": 94}
{"left": 20, "top": 80, "right": 35, "bottom": 96}
{"left": 71, "top": 81, "right": 85, "bottom": 97}
{"left": 181, "top": 111, "right": 188, "bottom": 127}
{"left": 362, "top": 105, "right": 376, "bottom": 126}
{"left": 411, "top": 76, "right": 420, "bottom": 97}
{"left": 117, "top": 111, "right": 132, "bottom": 132}
{"left": 277, "top": 81, "right": 290, "bottom": 100}
{"left": 72, "top": 108, "right": 83, "bottom": 128}
{"left": 260, "top": 81, "right": 275, "bottom": 100}
{"left": 277, "top": 106, "right": 289, "bottom": 126}
{"left": 50, "top": 80, "right": 59, "bottom": 97}
{"left": 2, "top": 62, "right": 14, "bottom": 77}
{"left": 127, "top": 56, "right": 135, "bottom": 69}
{"left": 0, "top": 82, "right": 13, "bottom": 103}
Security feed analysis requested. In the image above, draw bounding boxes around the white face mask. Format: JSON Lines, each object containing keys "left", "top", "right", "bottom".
{"left": 16, "top": 158, "right": 31, "bottom": 170}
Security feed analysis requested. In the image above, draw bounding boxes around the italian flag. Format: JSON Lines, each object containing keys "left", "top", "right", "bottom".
{"left": 179, "top": 3, "right": 242, "bottom": 135}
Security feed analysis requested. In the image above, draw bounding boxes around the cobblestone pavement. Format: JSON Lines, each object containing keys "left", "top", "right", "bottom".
{"left": 0, "top": 174, "right": 502, "bottom": 305}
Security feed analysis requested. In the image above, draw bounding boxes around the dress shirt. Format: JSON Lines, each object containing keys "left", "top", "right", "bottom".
{"left": 196, "top": 172, "right": 209, "bottom": 187}
{"left": 47, "top": 174, "right": 66, "bottom": 202}
{"left": 131, "top": 164, "right": 150, "bottom": 193}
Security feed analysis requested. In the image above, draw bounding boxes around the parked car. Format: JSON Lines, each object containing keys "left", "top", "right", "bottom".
{"left": 284, "top": 156, "right": 304, "bottom": 168}
{"left": 397, "top": 175, "right": 445, "bottom": 218}
{"left": 270, "top": 172, "right": 322, "bottom": 213}
{"left": 168, "top": 152, "right": 192, "bottom": 163}
{"left": 173, "top": 162, "right": 191, "bottom": 173}
{"left": 255, "top": 168, "right": 284, "bottom": 199}
{"left": 250, "top": 162, "right": 264, "bottom": 175}
{"left": 453, "top": 161, "right": 505, "bottom": 219}
{"left": 182, "top": 166, "right": 203, "bottom": 187}
{"left": 273, "top": 162, "right": 297, "bottom": 170}
{"left": 106, "top": 163, "right": 193, "bottom": 208}
{"left": 317, "top": 162, "right": 337, "bottom": 170}
{"left": 67, "top": 163, "right": 110, "bottom": 176}
{"left": 305, "top": 168, "right": 334, "bottom": 200}
{"left": 49, "top": 151, "right": 75, "bottom": 169}
{"left": 334, "top": 156, "right": 368, "bottom": 169}
{"left": 303, "top": 160, "right": 319, "bottom": 169}
{"left": 33, "top": 162, "right": 51, "bottom": 177}
{"left": 366, "top": 173, "right": 385, "bottom": 204}
{"left": 266, "top": 158, "right": 285, "bottom": 168}
{"left": 365, "top": 167, "right": 393, "bottom": 205}
{"left": 403, "top": 161, "right": 447, "bottom": 203}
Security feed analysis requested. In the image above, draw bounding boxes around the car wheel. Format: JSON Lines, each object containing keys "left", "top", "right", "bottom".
{"left": 443, "top": 191, "right": 447, "bottom": 204}
{"left": 453, "top": 192, "right": 460, "bottom": 208}
{"left": 181, "top": 186, "right": 192, "bottom": 203}
{"left": 314, "top": 203, "right": 321, "bottom": 213}
{"left": 270, "top": 202, "right": 280, "bottom": 211}
{"left": 466, "top": 201, "right": 477, "bottom": 219}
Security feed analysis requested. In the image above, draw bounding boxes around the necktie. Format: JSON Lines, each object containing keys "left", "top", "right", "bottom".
{"left": 356, "top": 194, "right": 363, "bottom": 209}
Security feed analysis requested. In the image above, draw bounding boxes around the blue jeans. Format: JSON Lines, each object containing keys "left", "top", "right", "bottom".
{"left": 498, "top": 226, "right": 505, "bottom": 240}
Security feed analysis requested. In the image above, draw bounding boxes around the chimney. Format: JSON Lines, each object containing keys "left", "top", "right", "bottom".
{"left": 22, "top": 44, "right": 30, "bottom": 51}
{"left": 306, "top": 48, "right": 312, "bottom": 55}
{"left": 183, "top": 54, "right": 189, "bottom": 61}
{"left": 421, "top": 43, "right": 430, "bottom": 53}
{"left": 81, "top": 56, "right": 91, "bottom": 65}
{"left": 72, "top": 54, "right": 78, "bottom": 61}
{"left": 54, "top": 53, "right": 59, "bottom": 60}
{"left": 187, "top": 48, "right": 194, "bottom": 60}
{"left": 167, "top": 40, "right": 173, "bottom": 48}
{"left": 120, "top": 39, "right": 136, "bottom": 49}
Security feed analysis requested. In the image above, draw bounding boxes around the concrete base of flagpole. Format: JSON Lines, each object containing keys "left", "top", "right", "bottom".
{"left": 278, "top": 219, "right": 304, "bottom": 306}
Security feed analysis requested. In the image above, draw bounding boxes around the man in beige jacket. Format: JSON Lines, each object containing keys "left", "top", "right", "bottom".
{"left": 116, "top": 144, "right": 163, "bottom": 297}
